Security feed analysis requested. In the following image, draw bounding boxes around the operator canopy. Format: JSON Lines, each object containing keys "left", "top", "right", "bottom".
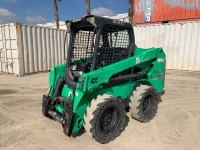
{"left": 65, "top": 15, "right": 135, "bottom": 89}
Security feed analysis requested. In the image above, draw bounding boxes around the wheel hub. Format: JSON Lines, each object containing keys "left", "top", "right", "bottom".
{"left": 142, "top": 96, "right": 152, "bottom": 112}
{"left": 103, "top": 110, "right": 112, "bottom": 125}
{"left": 100, "top": 107, "right": 119, "bottom": 134}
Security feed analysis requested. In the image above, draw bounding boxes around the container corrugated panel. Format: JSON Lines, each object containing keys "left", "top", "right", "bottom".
{"left": 134, "top": 21, "right": 200, "bottom": 71}
{"left": 134, "top": 0, "right": 200, "bottom": 25}
{"left": 0, "top": 23, "right": 68, "bottom": 76}
{"left": 19, "top": 24, "right": 68, "bottom": 74}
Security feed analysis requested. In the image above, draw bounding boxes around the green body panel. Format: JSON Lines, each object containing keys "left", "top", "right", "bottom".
{"left": 105, "top": 82, "right": 137, "bottom": 99}
{"left": 49, "top": 64, "right": 66, "bottom": 98}
{"left": 48, "top": 47, "right": 166, "bottom": 134}
{"left": 61, "top": 85, "right": 74, "bottom": 100}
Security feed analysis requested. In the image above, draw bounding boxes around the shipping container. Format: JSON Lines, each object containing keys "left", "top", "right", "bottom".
{"left": 134, "top": 20, "right": 200, "bottom": 71}
{"left": 0, "top": 23, "right": 68, "bottom": 76}
{"left": 1, "top": 21, "right": 200, "bottom": 76}
{"left": 134, "top": 0, "right": 200, "bottom": 25}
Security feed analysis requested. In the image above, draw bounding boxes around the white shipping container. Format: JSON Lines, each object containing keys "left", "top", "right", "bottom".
{"left": 1, "top": 21, "right": 200, "bottom": 76}
{"left": 0, "top": 23, "right": 68, "bottom": 76}
{"left": 134, "top": 21, "right": 200, "bottom": 71}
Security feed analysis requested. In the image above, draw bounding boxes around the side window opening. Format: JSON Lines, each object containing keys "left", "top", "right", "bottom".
{"left": 69, "top": 28, "right": 96, "bottom": 82}
{"left": 96, "top": 26, "right": 130, "bottom": 69}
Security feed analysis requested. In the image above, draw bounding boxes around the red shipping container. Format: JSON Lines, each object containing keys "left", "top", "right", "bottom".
{"left": 134, "top": 0, "right": 200, "bottom": 25}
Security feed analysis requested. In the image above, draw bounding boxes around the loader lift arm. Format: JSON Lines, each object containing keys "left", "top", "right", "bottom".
{"left": 78, "top": 47, "right": 165, "bottom": 93}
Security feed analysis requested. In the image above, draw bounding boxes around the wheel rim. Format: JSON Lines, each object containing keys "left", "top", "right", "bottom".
{"left": 99, "top": 106, "right": 119, "bottom": 134}
{"left": 142, "top": 95, "right": 153, "bottom": 113}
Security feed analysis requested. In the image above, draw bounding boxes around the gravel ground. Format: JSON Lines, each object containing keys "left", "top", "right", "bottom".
{"left": 0, "top": 70, "right": 200, "bottom": 150}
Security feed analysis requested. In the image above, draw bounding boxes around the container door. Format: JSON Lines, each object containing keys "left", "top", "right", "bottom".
{"left": 0, "top": 25, "right": 7, "bottom": 73}
{"left": 0, "top": 24, "right": 19, "bottom": 75}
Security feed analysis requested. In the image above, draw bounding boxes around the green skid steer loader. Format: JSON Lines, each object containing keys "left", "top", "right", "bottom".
{"left": 42, "top": 16, "right": 166, "bottom": 144}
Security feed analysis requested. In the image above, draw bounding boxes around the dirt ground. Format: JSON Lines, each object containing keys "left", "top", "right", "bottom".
{"left": 0, "top": 70, "right": 200, "bottom": 150}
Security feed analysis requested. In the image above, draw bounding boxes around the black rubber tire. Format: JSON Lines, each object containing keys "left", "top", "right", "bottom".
{"left": 129, "top": 85, "right": 160, "bottom": 123}
{"left": 84, "top": 94, "right": 125, "bottom": 144}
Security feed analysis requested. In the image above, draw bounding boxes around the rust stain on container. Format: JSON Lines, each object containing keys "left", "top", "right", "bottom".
{"left": 134, "top": 0, "right": 200, "bottom": 25}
